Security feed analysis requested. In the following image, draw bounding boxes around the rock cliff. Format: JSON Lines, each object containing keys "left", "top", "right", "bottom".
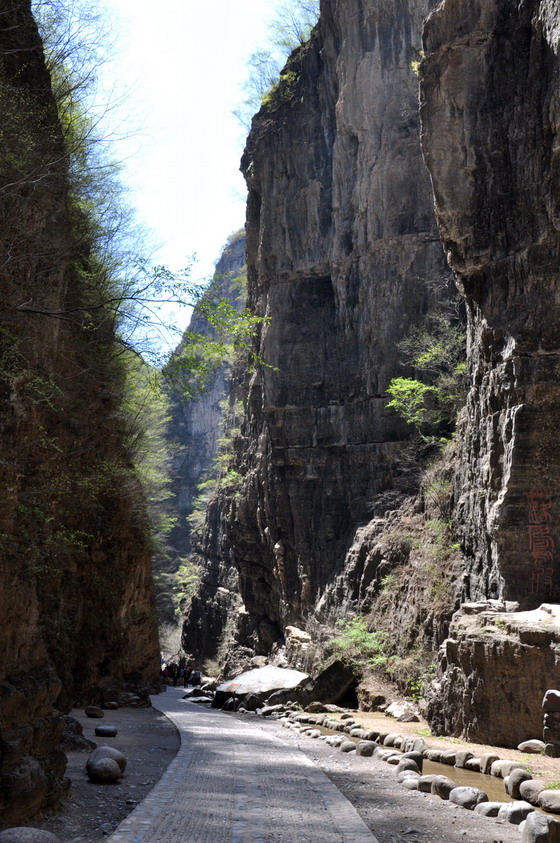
{"left": 420, "top": 0, "right": 560, "bottom": 739}
{"left": 162, "top": 233, "right": 246, "bottom": 657}
{"left": 421, "top": 0, "right": 560, "bottom": 609}
{"left": 193, "top": 0, "right": 453, "bottom": 663}
{"left": 0, "top": 1, "right": 160, "bottom": 824}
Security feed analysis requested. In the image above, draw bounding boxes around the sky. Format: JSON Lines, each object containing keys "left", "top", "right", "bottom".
{"left": 92, "top": 0, "right": 279, "bottom": 343}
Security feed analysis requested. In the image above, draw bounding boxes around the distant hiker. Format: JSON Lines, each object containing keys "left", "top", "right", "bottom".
{"left": 184, "top": 665, "right": 193, "bottom": 687}
{"left": 191, "top": 668, "right": 202, "bottom": 687}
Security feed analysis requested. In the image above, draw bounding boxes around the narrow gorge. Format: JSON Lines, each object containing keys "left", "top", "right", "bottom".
{"left": 3, "top": 0, "right": 560, "bottom": 829}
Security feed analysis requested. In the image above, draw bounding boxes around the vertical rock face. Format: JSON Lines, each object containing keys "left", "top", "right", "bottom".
{"left": 225, "top": 0, "right": 450, "bottom": 654}
{"left": 0, "top": 1, "right": 160, "bottom": 824}
{"left": 420, "top": 0, "right": 560, "bottom": 609}
{"left": 163, "top": 234, "right": 246, "bottom": 656}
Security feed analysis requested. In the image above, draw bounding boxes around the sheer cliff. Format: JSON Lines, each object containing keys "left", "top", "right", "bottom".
{"left": 186, "top": 0, "right": 454, "bottom": 667}
{"left": 0, "top": 1, "right": 159, "bottom": 824}
{"left": 160, "top": 233, "right": 246, "bottom": 655}
{"left": 419, "top": 0, "right": 560, "bottom": 742}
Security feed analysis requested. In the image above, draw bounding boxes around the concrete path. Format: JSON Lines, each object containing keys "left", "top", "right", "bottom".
{"left": 108, "top": 687, "right": 379, "bottom": 843}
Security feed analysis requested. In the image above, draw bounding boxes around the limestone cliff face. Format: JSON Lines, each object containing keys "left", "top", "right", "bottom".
{"left": 162, "top": 234, "right": 246, "bottom": 655}
{"left": 0, "top": 1, "right": 159, "bottom": 824}
{"left": 421, "top": 0, "right": 560, "bottom": 610}
{"left": 221, "top": 0, "right": 451, "bottom": 656}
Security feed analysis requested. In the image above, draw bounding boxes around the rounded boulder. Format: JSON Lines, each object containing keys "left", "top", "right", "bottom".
{"left": 431, "top": 775, "right": 458, "bottom": 800}
{"left": 355, "top": 741, "right": 377, "bottom": 757}
{"left": 497, "top": 801, "right": 535, "bottom": 825}
{"left": 94, "top": 725, "right": 118, "bottom": 737}
{"left": 448, "top": 786, "right": 488, "bottom": 810}
{"left": 86, "top": 756, "right": 123, "bottom": 782}
{"left": 87, "top": 746, "right": 127, "bottom": 774}
{"left": 84, "top": 706, "right": 104, "bottom": 719}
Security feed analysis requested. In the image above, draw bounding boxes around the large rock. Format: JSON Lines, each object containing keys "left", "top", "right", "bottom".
{"left": 213, "top": 665, "right": 308, "bottom": 709}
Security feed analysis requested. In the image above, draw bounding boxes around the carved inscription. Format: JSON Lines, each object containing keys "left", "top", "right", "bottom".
{"left": 526, "top": 491, "right": 554, "bottom": 594}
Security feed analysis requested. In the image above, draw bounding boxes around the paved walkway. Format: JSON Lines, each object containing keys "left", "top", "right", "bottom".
{"left": 108, "top": 687, "right": 379, "bottom": 843}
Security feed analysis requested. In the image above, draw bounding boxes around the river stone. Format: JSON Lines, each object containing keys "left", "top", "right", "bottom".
{"left": 383, "top": 733, "right": 400, "bottom": 747}
{"left": 418, "top": 775, "right": 439, "bottom": 793}
{"left": 474, "top": 802, "right": 505, "bottom": 817}
{"left": 440, "top": 750, "right": 457, "bottom": 765}
{"left": 507, "top": 768, "right": 533, "bottom": 798}
{"left": 94, "top": 725, "right": 117, "bottom": 737}
{"left": 454, "top": 750, "right": 473, "bottom": 768}
{"left": 355, "top": 741, "right": 376, "bottom": 757}
{"left": 0, "top": 831, "right": 62, "bottom": 843}
{"left": 88, "top": 746, "right": 127, "bottom": 774}
{"left": 339, "top": 741, "right": 356, "bottom": 753}
{"left": 402, "top": 777, "right": 420, "bottom": 790}
{"left": 425, "top": 749, "right": 443, "bottom": 763}
{"left": 412, "top": 738, "right": 427, "bottom": 754}
{"left": 386, "top": 754, "right": 401, "bottom": 765}
{"left": 84, "top": 706, "right": 104, "bottom": 718}
{"left": 431, "top": 775, "right": 458, "bottom": 799}
{"left": 479, "top": 752, "right": 500, "bottom": 774}
{"left": 306, "top": 729, "right": 322, "bottom": 738}
{"left": 340, "top": 713, "right": 354, "bottom": 720}
{"left": 350, "top": 728, "right": 366, "bottom": 738}
{"left": 465, "top": 758, "right": 481, "bottom": 772}
{"left": 401, "top": 751, "right": 423, "bottom": 770}
{"left": 396, "top": 758, "right": 420, "bottom": 775}
{"left": 86, "top": 756, "right": 122, "bottom": 782}
{"left": 497, "top": 801, "right": 535, "bottom": 824}
{"left": 103, "top": 701, "right": 119, "bottom": 710}
{"left": 520, "top": 779, "right": 547, "bottom": 805}
{"left": 362, "top": 730, "right": 379, "bottom": 741}
{"left": 397, "top": 770, "right": 421, "bottom": 784}
{"left": 538, "top": 790, "right": 560, "bottom": 814}
{"left": 521, "top": 811, "right": 560, "bottom": 843}
{"left": 448, "top": 786, "right": 488, "bottom": 810}
{"left": 518, "top": 739, "right": 546, "bottom": 754}
{"left": 543, "top": 690, "right": 560, "bottom": 712}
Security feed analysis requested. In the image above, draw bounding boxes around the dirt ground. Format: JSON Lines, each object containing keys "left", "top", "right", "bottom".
{"left": 28, "top": 699, "right": 560, "bottom": 843}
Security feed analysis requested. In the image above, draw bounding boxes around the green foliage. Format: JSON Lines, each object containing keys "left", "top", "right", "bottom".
{"left": 328, "top": 616, "right": 388, "bottom": 669}
{"left": 386, "top": 286, "right": 466, "bottom": 446}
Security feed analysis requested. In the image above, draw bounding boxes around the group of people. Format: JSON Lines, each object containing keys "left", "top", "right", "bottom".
{"left": 162, "top": 662, "right": 202, "bottom": 688}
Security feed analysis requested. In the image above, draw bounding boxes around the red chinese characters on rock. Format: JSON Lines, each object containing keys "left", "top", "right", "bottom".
{"left": 526, "top": 491, "right": 555, "bottom": 595}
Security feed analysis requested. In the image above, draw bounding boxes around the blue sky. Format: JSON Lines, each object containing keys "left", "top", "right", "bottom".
{"left": 97, "top": 1, "right": 278, "bottom": 322}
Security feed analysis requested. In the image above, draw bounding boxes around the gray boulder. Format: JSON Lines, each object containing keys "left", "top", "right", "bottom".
{"left": 497, "top": 801, "right": 535, "bottom": 825}
{"left": 402, "top": 777, "right": 420, "bottom": 790}
{"left": 87, "top": 746, "right": 127, "bottom": 774}
{"left": 355, "top": 741, "right": 377, "bottom": 757}
{"left": 518, "top": 739, "right": 546, "bottom": 754}
{"left": 418, "top": 775, "right": 439, "bottom": 793}
{"left": 479, "top": 752, "right": 500, "bottom": 774}
{"left": 474, "top": 802, "right": 504, "bottom": 817}
{"left": 339, "top": 740, "right": 356, "bottom": 753}
{"left": 506, "top": 768, "right": 533, "bottom": 798}
{"left": 519, "top": 779, "right": 547, "bottom": 805}
{"left": 538, "top": 789, "right": 560, "bottom": 814}
{"left": 448, "top": 786, "right": 488, "bottom": 810}
{"left": 431, "top": 775, "right": 458, "bottom": 799}
{"left": 86, "top": 756, "right": 122, "bottom": 782}
{"left": 84, "top": 705, "right": 104, "bottom": 718}
{"left": 521, "top": 812, "right": 560, "bottom": 842}
{"left": 454, "top": 750, "right": 473, "bottom": 768}
{"left": 396, "top": 758, "right": 420, "bottom": 776}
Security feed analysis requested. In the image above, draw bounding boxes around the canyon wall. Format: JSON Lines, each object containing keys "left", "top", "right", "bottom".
{"left": 419, "top": 0, "right": 560, "bottom": 739}
{"left": 163, "top": 233, "right": 246, "bottom": 658}
{"left": 0, "top": 1, "right": 160, "bottom": 824}
{"left": 200, "top": 0, "right": 454, "bottom": 661}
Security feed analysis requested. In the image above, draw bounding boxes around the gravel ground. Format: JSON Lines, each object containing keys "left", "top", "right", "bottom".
{"left": 27, "top": 694, "right": 542, "bottom": 843}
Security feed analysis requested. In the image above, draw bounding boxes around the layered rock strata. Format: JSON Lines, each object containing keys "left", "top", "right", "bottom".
{"left": 428, "top": 603, "right": 560, "bottom": 747}
{"left": 421, "top": 0, "right": 560, "bottom": 609}
{"left": 211, "top": 0, "right": 452, "bottom": 657}
{"left": 0, "top": 1, "right": 159, "bottom": 824}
